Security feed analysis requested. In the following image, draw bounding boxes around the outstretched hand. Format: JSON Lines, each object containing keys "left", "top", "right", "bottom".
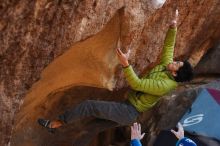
{"left": 131, "top": 122, "right": 145, "bottom": 140}
{"left": 116, "top": 40, "right": 130, "bottom": 67}
{"left": 171, "top": 122, "right": 184, "bottom": 140}
{"left": 170, "top": 9, "right": 178, "bottom": 28}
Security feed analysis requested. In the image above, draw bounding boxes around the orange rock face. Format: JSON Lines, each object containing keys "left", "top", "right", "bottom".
{"left": 1, "top": 0, "right": 220, "bottom": 146}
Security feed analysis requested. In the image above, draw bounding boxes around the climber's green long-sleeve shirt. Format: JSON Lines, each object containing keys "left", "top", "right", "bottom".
{"left": 124, "top": 28, "right": 178, "bottom": 112}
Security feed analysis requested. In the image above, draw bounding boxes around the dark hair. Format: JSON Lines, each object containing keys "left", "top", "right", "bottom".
{"left": 174, "top": 60, "right": 194, "bottom": 82}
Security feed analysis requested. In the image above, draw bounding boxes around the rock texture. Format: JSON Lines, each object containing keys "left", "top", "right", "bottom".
{"left": 1, "top": 0, "right": 220, "bottom": 146}
{"left": 194, "top": 43, "right": 220, "bottom": 75}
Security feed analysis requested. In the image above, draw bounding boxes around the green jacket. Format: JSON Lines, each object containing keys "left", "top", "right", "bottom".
{"left": 123, "top": 28, "right": 178, "bottom": 112}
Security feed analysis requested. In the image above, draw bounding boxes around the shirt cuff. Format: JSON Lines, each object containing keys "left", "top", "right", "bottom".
{"left": 130, "top": 139, "right": 142, "bottom": 146}
{"left": 176, "top": 137, "right": 197, "bottom": 146}
{"left": 123, "top": 65, "right": 132, "bottom": 72}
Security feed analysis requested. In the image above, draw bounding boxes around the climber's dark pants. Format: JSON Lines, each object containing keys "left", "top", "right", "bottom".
{"left": 59, "top": 100, "right": 139, "bottom": 126}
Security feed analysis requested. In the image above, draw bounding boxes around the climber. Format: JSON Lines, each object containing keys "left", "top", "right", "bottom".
{"left": 37, "top": 9, "right": 194, "bottom": 133}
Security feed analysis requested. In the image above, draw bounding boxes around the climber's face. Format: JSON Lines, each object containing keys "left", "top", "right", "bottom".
{"left": 167, "top": 61, "right": 184, "bottom": 76}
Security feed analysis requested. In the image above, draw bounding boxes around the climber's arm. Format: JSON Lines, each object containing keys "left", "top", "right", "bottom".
{"left": 160, "top": 10, "right": 178, "bottom": 65}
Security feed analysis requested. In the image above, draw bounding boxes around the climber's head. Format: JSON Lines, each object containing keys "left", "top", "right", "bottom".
{"left": 167, "top": 60, "right": 193, "bottom": 82}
